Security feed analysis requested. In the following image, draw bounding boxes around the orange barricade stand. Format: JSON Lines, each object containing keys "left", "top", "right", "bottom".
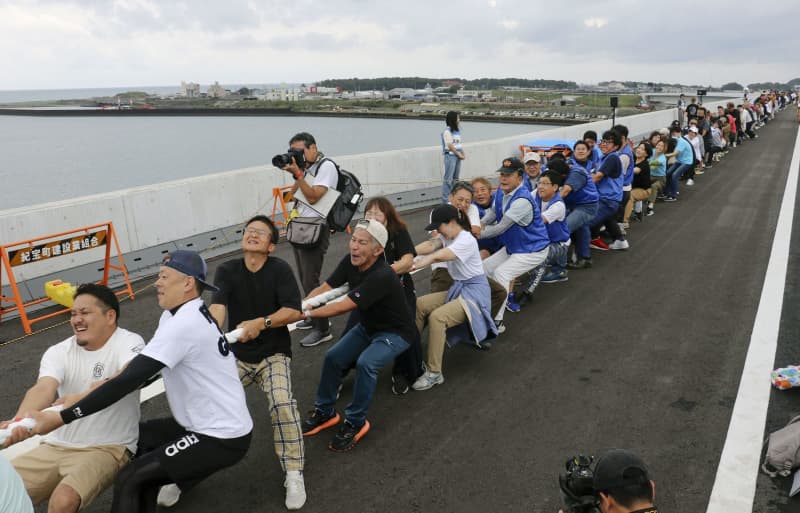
{"left": 271, "top": 186, "right": 294, "bottom": 234}
{"left": 0, "top": 221, "right": 134, "bottom": 334}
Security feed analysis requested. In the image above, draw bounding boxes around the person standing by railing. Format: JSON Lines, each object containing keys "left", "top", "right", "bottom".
{"left": 441, "top": 111, "right": 465, "bottom": 203}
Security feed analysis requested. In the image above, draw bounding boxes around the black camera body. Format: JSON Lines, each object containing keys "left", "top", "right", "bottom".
{"left": 272, "top": 148, "right": 306, "bottom": 169}
{"left": 559, "top": 455, "right": 600, "bottom": 513}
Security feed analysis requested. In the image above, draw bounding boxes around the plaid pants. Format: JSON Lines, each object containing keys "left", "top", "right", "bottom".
{"left": 238, "top": 355, "right": 304, "bottom": 472}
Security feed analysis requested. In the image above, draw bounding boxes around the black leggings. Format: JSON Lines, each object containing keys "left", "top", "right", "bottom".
{"left": 110, "top": 450, "right": 172, "bottom": 513}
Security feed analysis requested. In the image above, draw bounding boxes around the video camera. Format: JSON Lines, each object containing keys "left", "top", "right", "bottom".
{"left": 272, "top": 148, "right": 306, "bottom": 169}
{"left": 559, "top": 455, "right": 600, "bottom": 513}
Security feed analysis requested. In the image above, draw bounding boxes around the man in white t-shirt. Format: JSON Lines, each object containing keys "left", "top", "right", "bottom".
{"left": 282, "top": 132, "right": 339, "bottom": 348}
{"left": 30, "top": 251, "right": 253, "bottom": 513}
{"left": 1, "top": 283, "right": 144, "bottom": 513}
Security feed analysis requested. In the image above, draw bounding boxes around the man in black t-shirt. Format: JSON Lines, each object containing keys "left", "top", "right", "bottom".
{"left": 300, "top": 219, "right": 413, "bottom": 452}
{"left": 209, "top": 215, "right": 307, "bottom": 510}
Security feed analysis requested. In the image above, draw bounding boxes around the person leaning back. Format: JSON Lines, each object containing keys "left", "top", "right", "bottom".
{"left": 28, "top": 251, "right": 253, "bottom": 513}
{"left": 209, "top": 215, "right": 307, "bottom": 510}
{"left": 1, "top": 284, "right": 145, "bottom": 513}
{"left": 300, "top": 219, "right": 415, "bottom": 452}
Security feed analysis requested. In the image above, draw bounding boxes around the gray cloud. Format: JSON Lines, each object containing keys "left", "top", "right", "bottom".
{"left": 2, "top": 0, "right": 799, "bottom": 88}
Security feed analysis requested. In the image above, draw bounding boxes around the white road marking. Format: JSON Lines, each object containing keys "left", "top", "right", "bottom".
{"left": 706, "top": 126, "right": 800, "bottom": 513}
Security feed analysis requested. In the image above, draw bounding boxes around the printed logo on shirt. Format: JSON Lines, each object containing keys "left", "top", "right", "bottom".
{"left": 164, "top": 433, "right": 200, "bottom": 457}
{"left": 218, "top": 336, "right": 230, "bottom": 357}
{"left": 92, "top": 362, "right": 105, "bottom": 379}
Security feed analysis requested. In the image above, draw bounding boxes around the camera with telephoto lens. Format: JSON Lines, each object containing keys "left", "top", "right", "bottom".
{"left": 559, "top": 455, "right": 600, "bottom": 513}
{"left": 272, "top": 148, "right": 305, "bottom": 169}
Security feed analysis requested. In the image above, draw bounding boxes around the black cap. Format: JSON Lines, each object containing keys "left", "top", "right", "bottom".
{"left": 496, "top": 157, "right": 524, "bottom": 174}
{"left": 593, "top": 449, "right": 650, "bottom": 492}
{"left": 425, "top": 204, "right": 459, "bottom": 231}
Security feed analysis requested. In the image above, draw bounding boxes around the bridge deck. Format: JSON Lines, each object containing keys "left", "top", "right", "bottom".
{"left": 2, "top": 111, "right": 799, "bottom": 512}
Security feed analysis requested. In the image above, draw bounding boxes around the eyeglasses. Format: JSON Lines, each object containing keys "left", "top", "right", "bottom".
{"left": 244, "top": 227, "right": 271, "bottom": 238}
{"left": 538, "top": 181, "right": 553, "bottom": 186}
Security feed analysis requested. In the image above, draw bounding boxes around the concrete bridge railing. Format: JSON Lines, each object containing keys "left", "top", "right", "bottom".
{"left": 0, "top": 99, "right": 736, "bottom": 307}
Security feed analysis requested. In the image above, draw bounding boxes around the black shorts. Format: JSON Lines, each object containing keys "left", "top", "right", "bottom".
{"left": 137, "top": 418, "right": 251, "bottom": 490}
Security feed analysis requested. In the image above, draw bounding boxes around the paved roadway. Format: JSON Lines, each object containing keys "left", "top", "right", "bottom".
{"left": 2, "top": 110, "right": 799, "bottom": 512}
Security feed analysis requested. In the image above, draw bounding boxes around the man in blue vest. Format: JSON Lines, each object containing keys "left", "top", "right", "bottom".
{"left": 535, "top": 170, "right": 571, "bottom": 284}
{"left": 479, "top": 157, "right": 550, "bottom": 327}
{"left": 522, "top": 152, "right": 542, "bottom": 191}
{"left": 579, "top": 130, "right": 629, "bottom": 254}
{"left": 613, "top": 125, "right": 635, "bottom": 225}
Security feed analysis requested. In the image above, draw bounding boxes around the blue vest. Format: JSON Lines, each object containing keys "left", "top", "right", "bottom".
{"left": 564, "top": 161, "right": 599, "bottom": 207}
{"left": 620, "top": 144, "right": 635, "bottom": 187}
{"left": 493, "top": 186, "right": 550, "bottom": 254}
{"left": 595, "top": 152, "right": 623, "bottom": 202}
{"left": 535, "top": 193, "right": 571, "bottom": 243}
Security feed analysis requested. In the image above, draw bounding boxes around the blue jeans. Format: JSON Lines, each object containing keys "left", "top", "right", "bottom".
{"left": 315, "top": 324, "right": 409, "bottom": 427}
{"left": 665, "top": 163, "right": 692, "bottom": 198}
{"left": 573, "top": 198, "right": 620, "bottom": 258}
{"left": 566, "top": 202, "right": 598, "bottom": 234}
{"left": 566, "top": 202, "right": 598, "bottom": 260}
{"left": 441, "top": 154, "right": 461, "bottom": 203}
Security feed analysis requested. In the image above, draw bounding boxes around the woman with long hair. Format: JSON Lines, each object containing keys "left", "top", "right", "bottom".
{"left": 440, "top": 111, "right": 465, "bottom": 203}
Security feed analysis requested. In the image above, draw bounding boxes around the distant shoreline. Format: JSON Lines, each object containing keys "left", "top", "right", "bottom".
{"left": 0, "top": 107, "right": 580, "bottom": 125}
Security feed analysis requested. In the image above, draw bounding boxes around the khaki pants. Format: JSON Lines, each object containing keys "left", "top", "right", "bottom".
{"left": 647, "top": 177, "right": 666, "bottom": 204}
{"left": 238, "top": 355, "right": 304, "bottom": 472}
{"left": 430, "top": 267, "right": 506, "bottom": 318}
{"left": 624, "top": 188, "right": 652, "bottom": 222}
{"left": 12, "top": 442, "right": 129, "bottom": 508}
{"left": 416, "top": 291, "right": 467, "bottom": 373}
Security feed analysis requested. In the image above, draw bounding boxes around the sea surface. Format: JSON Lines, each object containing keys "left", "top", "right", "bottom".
{"left": 0, "top": 114, "right": 548, "bottom": 210}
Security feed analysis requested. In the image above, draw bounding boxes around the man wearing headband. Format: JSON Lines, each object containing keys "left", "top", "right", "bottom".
{"left": 300, "top": 219, "right": 414, "bottom": 452}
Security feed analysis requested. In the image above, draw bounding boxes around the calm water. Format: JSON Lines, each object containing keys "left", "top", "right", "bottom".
{"left": 0, "top": 115, "right": 548, "bottom": 210}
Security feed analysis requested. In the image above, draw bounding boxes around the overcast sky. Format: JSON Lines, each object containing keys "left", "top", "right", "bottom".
{"left": 2, "top": 0, "right": 798, "bottom": 90}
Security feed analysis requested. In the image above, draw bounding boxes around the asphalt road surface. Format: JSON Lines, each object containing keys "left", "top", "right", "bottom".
{"left": 2, "top": 110, "right": 799, "bottom": 512}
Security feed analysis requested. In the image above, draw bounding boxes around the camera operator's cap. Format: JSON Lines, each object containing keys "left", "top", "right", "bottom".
{"left": 688, "top": 126, "right": 699, "bottom": 133}
{"left": 161, "top": 250, "right": 219, "bottom": 292}
{"left": 354, "top": 218, "right": 388, "bottom": 248}
{"left": 523, "top": 152, "right": 541, "bottom": 164}
{"left": 593, "top": 449, "right": 651, "bottom": 493}
{"left": 496, "top": 157, "right": 524, "bottom": 174}
{"left": 425, "top": 204, "right": 459, "bottom": 231}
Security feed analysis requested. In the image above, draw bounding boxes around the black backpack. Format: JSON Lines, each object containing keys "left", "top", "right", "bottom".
{"left": 319, "top": 158, "right": 364, "bottom": 232}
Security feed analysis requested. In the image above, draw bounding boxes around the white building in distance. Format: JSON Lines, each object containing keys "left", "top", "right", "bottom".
{"left": 180, "top": 81, "right": 200, "bottom": 98}
{"left": 208, "top": 81, "right": 228, "bottom": 98}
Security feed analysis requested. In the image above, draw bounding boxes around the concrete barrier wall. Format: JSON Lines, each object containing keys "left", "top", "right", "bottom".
{"left": 0, "top": 100, "right": 733, "bottom": 283}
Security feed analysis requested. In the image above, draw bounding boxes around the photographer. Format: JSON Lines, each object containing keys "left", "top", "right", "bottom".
{"left": 280, "top": 132, "right": 338, "bottom": 348}
{"left": 560, "top": 449, "right": 657, "bottom": 513}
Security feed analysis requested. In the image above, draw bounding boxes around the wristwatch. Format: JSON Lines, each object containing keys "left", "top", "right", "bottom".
{"left": 263, "top": 317, "right": 272, "bottom": 329}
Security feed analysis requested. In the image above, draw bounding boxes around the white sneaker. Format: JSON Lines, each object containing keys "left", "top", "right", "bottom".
{"left": 412, "top": 371, "right": 444, "bottom": 391}
{"left": 284, "top": 471, "right": 306, "bottom": 510}
{"left": 157, "top": 484, "right": 181, "bottom": 507}
{"left": 686, "top": 178, "right": 695, "bottom": 186}
{"left": 609, "top": 239, "right": 629, "bottom": 251}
